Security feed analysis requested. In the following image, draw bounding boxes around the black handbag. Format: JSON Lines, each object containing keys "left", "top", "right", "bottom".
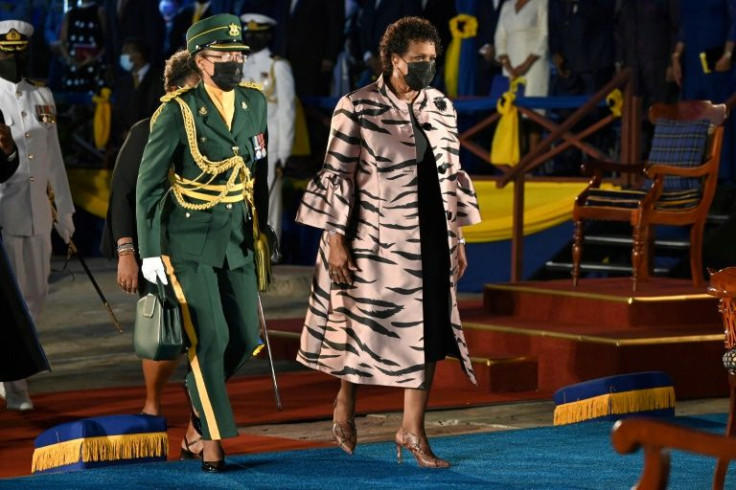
{"left": 133, "top": 279, "right": 184, "bottom": 360}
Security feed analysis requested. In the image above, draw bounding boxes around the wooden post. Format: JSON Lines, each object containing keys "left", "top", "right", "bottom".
{"left": 511, "top": 173, "right": 525, "bottom": 282}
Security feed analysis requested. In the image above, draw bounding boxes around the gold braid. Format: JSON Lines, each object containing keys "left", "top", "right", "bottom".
{"left": 170, "top": 97, "right": 254, "bottom": 211}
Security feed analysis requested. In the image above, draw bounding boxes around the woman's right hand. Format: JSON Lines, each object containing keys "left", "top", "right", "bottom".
{"left": 117, "top": 254, "right": 139, "bottom": 294}
{"left": 327, "top": 233, "right": 358, "bottom": 285}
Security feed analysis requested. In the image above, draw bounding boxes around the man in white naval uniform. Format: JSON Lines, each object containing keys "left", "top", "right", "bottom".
{"left": 0, "top": 20, "right": 75, "bottom": 411}
{"left": 240, "top": 13, "right": 295, "bottom": 239}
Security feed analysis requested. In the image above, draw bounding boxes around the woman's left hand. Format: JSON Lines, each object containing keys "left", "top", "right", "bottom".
{"left": 457, "top": 242, "right": 468, "bottom": 280}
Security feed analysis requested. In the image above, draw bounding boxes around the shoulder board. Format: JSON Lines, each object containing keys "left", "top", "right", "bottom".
{"left": 26, "top": 79, "right": 46, "bottom": 88}
{"left": 270, "top": 55, "right": 282, "bottom": 60}
{"left": 160, "top": 85, "right": 194, "bottom": 103}
{"left": 239, "top": 81, "right": 264, "bottom": 91}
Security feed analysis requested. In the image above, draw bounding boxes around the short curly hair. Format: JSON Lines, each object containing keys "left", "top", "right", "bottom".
{"left": 379, "top": 16, "right": 442, "bottom": 78}
{"left": 164, "top": 50, "right": 199, "bottom": 90}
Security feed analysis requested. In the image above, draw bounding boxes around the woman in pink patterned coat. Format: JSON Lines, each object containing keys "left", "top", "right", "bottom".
{"left": 295, "top": 16, "right": 481, "bottom": 468}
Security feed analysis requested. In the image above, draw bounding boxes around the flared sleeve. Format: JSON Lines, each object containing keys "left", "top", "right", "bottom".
{"left": 295, "top": 95, "right": 361, "bottom": 234}
{"left": 456, "top": 170, "right": 481, "bottom": 227}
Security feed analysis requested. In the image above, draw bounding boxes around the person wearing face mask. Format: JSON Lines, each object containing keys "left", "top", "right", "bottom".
{"left": 240, "top": 13, "right": 294, "bottom": 241}
{"left": 114, "top": 37, "right": 164, "bottom": 140}
{"left": 136, "top": 13, "right": 269, "bottom": 473}
{"left": 295, "top": 16, "right": 481, "bottom": 468}
{"left": 0, "top": 20, "right": 75, "bottom": 412}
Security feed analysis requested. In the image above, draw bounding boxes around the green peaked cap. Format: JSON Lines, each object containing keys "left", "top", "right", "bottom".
{"left": 186, "top": 13, "right": 249, "bottom": 54}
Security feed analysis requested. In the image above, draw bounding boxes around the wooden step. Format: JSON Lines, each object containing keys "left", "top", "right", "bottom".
{"left": 459, "top": 319, "right": 727, "bottom": 398}
{"left": 434, "top": 355, "right": 538, "bottom": 393}
{"left": 483, "top": 278, "right": 720, "bottom": 329}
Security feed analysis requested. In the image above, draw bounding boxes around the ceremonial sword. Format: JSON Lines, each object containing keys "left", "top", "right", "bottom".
{"left": 48, "top": 185, "right": 123, "bottom": 334}
{"left": 257, "top": 293, "right": 282, "bottom": 410}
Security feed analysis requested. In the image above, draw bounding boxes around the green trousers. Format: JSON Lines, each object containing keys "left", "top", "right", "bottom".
{"left": 167, "top": 257, "right": 260, "bottom": 440}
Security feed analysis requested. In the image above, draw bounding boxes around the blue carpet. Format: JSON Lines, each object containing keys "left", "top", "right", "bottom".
{"left": 3, "top": 414, "right": 733, "bottom": 489}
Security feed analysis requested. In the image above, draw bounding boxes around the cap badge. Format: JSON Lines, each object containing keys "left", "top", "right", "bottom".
{"left": 6, "top": 29, "right": 20, "bottom": 41}
{"left": 228, "top": 23, "right": 240, "bottom": 36}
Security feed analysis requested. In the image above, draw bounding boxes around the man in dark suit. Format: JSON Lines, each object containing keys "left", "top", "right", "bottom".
{"left": 105, "top": 0, "right": 166, "bottom": 70}
{"left": 549, "top": 0, "right": 615, "bottom": 95}
{"left": 285, "top": 0, "right": 344, "bottom": 97}
{"left": 114, "top": 38, "right": 165, "bottom": 142}
{"left": 615, "top": 0, "right": 680, "bottom": 107}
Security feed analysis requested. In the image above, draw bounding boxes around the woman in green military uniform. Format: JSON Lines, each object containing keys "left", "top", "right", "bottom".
{"left": 136, "top": 14, "right": 269, "bottom": 472}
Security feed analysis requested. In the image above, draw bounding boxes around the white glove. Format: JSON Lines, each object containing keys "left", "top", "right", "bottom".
{"left": 53, "top": 213, "right": 75, "bottom": 244}
{"left": 141, "top": 257, "right": 168, "bottom": 285}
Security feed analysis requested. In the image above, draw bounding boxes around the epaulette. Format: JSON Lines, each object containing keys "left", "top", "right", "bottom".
{"left": 26, "top": 78, "right": 46, "bottom": 87}
{"left": 270, "top": 54, "right": 282, "bottom": 61}
{"left": 239, "top": 81, "right": 263, "bottom": 91}
{"left": 160, "top": 85, "right": 194, "bottom": 103}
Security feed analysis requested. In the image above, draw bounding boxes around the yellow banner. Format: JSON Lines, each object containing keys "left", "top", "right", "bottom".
{"left": 464, "top": 181, "right": 614, "bottom": 243}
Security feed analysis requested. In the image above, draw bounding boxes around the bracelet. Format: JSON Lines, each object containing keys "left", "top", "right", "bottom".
{"left": 117, "top": 243, "right": 135, "bottom": 256}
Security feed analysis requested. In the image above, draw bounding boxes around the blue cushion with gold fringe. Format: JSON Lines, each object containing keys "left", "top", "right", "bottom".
{"left": 553, "top": 371, "right": 675, "bottom": 426}
{"left": 32, "top": 414, "right": 168, "bottom": 473}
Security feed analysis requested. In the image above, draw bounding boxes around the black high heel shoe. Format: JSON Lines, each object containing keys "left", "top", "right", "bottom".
{"left": 201, "top": 444, "right": 226, "bottom": 473}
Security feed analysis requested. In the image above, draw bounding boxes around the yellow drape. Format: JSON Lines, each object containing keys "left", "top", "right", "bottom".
{"left": 463, "top": 181, "right": 615, "bottom": 243}
{"left": 444, "top": 14, "right": 478, "bottom": 98}
{"left": 66, "top": 168, "right": 112, "bottom": 219}
{"left": 291, "top": 97, "right": 311, "bottom": 156}
{"left": 92, "top": 87, "right": 111, "bottom": 150}
{"left": 490, "top": 77, "right": 524, "bottom": 166}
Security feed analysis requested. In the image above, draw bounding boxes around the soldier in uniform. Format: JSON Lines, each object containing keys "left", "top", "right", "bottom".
{"left": 0, "top": 20, "right": 75, "bottom": 411}
{"left": 136, "top": 13, "right": 269, "bottom": 472}
{"left": 240, "top": 13, "right": 295, "bottom": 239}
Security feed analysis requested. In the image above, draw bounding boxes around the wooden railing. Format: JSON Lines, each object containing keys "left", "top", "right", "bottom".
{"left": 458, "top": 69, "right": 639, "bottom": 282}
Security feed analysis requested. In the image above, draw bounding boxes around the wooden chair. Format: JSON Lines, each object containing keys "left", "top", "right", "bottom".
{"left": 572, "top": 101, "right": 728, "bottom": 291}
{"left": 611, "top": 418, "right": 736, "bottom": 490}
{"left": 610, "top": 266, "right": 736, "bottom": 490}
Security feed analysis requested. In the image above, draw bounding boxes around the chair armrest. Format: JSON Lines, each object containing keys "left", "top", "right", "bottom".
{"left": 581, "top": 160, "right": 646, "bottom": 175}
{"left": 612, "top": 418, "right": 736, "bottom": 490}
{"left": 612, "top": 418, "right": 736, "bottom": 460}
{"left": 645, "top": 160, "right": 713, "bottom": 179}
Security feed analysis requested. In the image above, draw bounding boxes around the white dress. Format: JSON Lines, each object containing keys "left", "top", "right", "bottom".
{"left": 494, "top": 0, "right": 549, "bottom": 97}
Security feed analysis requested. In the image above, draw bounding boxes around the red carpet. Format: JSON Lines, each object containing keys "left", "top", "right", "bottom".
{"left": 0, "top": 369, "right": 547, "bottom": 478}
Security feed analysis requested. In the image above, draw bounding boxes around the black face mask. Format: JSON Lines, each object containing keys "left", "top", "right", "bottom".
{"left": 244, "top": 34, "right": 269, "bottom": 54}
{"left": 210, "top": 61, "right": 242, "bottom": 91}
{"left": 403, "top": 60, "right": 436, "bottom": 91}
{"left": 0, "top": 55, "right": 22, "bottom": 83}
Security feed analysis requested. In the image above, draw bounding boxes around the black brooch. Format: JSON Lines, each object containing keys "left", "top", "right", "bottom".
{"left": 434, "top": 97, "right": 447, "bottom": 112}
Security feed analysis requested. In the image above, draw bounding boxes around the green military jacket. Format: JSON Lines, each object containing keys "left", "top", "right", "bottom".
{"left": 136, "top": 82, "right": 269, "bottom": 269}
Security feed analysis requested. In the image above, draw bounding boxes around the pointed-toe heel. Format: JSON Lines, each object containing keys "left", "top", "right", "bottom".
{"left": 394, "top": 428, "right": 450, "bottom": 468}
{"left": 201, "top": 459, "right": 225, "bottom": 473}
{"left": 332, "top": 399, "right": 357, "bottom": 455}
{"left": 332, "top": 418, "right": 357, "bottom": 455}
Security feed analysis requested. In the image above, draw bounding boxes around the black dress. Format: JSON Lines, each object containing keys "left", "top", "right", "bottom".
{"left": 410, "top": 105, "right": 459, "bottom": 363}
